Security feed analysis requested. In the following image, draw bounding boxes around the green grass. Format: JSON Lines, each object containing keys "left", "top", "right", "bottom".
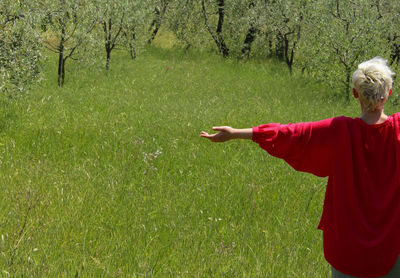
{"left": 0, "top": 47, "right": 398, "bottom": 277}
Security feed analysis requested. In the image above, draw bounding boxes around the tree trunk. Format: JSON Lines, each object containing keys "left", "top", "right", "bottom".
{"left": 344, "top": 67, "right": 351, "bottom": 101}
{"left": 148, "top": 22, "right": 161, "bottom": 44}
{"left": 61, "top": 58, "right": 66, "bottom": 86}
{"left": 282, "top": 12, "right": 302, "bottom": 74}
{"left": 129, "top": 28, "right": 136, "bottom": 59}
{"left": 240, "top": 1, "right": 256, "bottom": 60}
{"left": 106, "top": 49, "right": 111, "bottom": 70}
{"left": 241, "top": 25, "right": 257, "bottom": 59}
{"left": 201, "top": 0, "right": 229, "bottom": 57}
{"left": 276, "top": 33, "right": 284, "bottom": 60}
{"left": 57, "top": 49, "right": 64, "bottom": 86}
{"left": 390, "top": 41, "right": 400, "bottom": 65}
{"left": 266, "top": 32, "right": 273, "bottom": 56}
{"left": 130, "top": 43, "right": 136, "bottom": 60}
{"left": 218, "top": 40, "right": 229, "bottom": 58}
{"left": 57, "top": 24, "right": 66, "bottom": 87}
{"left": 148, "top": 1, "right": 168, "bottom": 44}
{"left": 104, "top": 18, "right": 112, "bottom": 70}
{"left": 216, "top": 0, "right": 229, "bottom": 57}
{"left": 283, "top": 36, "right": 296, "bottom": 74}
{"left": 283, "top": 36, "right": 292, "bottom": 74}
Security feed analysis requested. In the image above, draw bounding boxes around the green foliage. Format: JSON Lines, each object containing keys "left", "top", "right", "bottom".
{"left": 261, "top": 0, "right": 308, "bottom": 71}
{"left": 121, "top": 0, "right": 154, "bottom": 58}
{"left": 43, "top": 0, "right": 98, "bottom": 63}
{"left": 165, "top": 0, "right": 209, "bottom": 49}
{"left": 298, "top": 0, "right": 391, "bottom": 97}
{"left": 0, "top": 0, "right": 42, "bottom": 96}
{"left": 95, "top": 0, "right": 154, "bottom": 67}
{"left": 219, "top": 0, "right": 254, "bottom": 55}
{"left": 2, "top": 0, "right": 400, "bottom": 93}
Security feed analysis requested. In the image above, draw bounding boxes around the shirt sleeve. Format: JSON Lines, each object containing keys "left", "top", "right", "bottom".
{"left": 252, "top": 118, "right": 336, "bottom": 177}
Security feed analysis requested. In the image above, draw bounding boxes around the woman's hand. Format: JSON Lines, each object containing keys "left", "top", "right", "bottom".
{"left": 200, "top": 126, "right": 236, "bottom": 142}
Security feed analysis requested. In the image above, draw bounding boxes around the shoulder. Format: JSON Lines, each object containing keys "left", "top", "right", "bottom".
{"left": 390, "top": 113, "right": 400, "bottom": 128}
{"left": 329, "top": 115, "right": 357, "bottom": 126}
{"left": 309, "top": 116, "right": 349, "bottom": 128}
{"left": 333, "top": 115, "right": 352, "bottom": 123}
{"left": 391, "top": 112, "right": 400, "bottom": 119}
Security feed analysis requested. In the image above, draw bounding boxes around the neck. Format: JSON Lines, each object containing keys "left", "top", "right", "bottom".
{"left": 359, "top": 108, "right": 387, "bottom": 125}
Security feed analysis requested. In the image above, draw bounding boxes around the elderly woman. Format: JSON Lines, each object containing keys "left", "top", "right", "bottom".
{"left": 201, "top": 57, "right": 400, "bottom": 278}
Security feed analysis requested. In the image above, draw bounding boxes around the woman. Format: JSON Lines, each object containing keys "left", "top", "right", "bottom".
{"left": 201, "top": 57, "right": 400, "bottom": 278}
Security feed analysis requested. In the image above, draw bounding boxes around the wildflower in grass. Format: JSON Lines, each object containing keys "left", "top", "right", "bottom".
{"left": 142, "top": 149, "right": 162, "bottom": 163}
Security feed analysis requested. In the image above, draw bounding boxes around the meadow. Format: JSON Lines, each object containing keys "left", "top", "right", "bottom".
{"left": 1, "top": 47, "right": 398, "bottom": 277}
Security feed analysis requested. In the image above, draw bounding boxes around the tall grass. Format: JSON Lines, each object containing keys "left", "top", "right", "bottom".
{"left": 0, "top": 47, "right": 398, "bottom": 277}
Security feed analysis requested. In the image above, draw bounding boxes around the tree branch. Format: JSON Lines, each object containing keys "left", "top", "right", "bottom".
{"left": 43, "top": 42, "right": 59, "bottom": 53}
{"left": 201, "top": 0, "right": 218, "bottom": 45}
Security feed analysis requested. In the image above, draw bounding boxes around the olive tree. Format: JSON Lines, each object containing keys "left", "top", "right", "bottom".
{"left": 43, "top": 0, "right": 97, "bottom": 86}
{"left": 376, "top": 1, "right": 400, "bottom": 66}
{"left": 300, "top": 0, "right": 389, "bottom": 99}
{"left": 123, "top": 1, "right": 154, "bottom": 60}
{"left": 96, "top": 0, "right": 155, "bottom": 68}
{"left": 164, "top": 0, "right": 207, "bottom": 50}
{"left": 199, "top": 0, "right": 262, "bottom": 58}
{"left": 164, "top": 0, "right": 269, "bottom": 58}
{"left": 98, "top": 0, "right": 127, "bottom": 70}
{"left": 240, "top": 0, "right": 259, "bottom": 59}
{"left": 201, "top": 0, "right": 230, "bottom": 57}
{"left": 0, "top": 0, "right": 43, "bottom": 95}
{"left": 261, "top": 0, "right": 308, "bottom": 73}
{"left": 148, "top": 0, "right": 170, "bottom": 44}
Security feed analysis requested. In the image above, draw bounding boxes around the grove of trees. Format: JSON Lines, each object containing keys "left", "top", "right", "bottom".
{"left": 1, "top": 0, "right": 400, "bottom": 99}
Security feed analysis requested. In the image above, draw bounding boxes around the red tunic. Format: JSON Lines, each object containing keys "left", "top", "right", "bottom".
{"left": 252, "top": 113, "right": 400, "bottom": 278}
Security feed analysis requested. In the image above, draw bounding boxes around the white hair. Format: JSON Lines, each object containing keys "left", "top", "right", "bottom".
{"left": 352, "top": 57, "right": 395, "bottom": 111}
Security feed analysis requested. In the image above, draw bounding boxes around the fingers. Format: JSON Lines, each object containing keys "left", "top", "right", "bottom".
{"left": 212, "top": 126, "right": 229, "bottom": 132}
{"left": 201, "top": 127, "right": 230, "bottom": 142}
{"left": 200, "top": 131, "right": 210, "bottom": 137}
{"left": 200, "top": 131, "right": 220, "bottom": 142}
{"left": 200, "top": 131, "right": 214, "bottom": 138}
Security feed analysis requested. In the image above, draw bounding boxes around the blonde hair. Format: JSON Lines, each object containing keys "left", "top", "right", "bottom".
{"left": 352, "top": 57, "right": 395, "bottom": 111}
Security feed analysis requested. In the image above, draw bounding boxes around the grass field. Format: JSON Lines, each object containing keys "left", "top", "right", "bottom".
{"left": 0, "top": 47, "right": 398, "bottom": 277}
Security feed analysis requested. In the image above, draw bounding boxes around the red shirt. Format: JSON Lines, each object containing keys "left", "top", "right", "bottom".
{"left": 252, "top": 113, "right": 400, "bottom": 278}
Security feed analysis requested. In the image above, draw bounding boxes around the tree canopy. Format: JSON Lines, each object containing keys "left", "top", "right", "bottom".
{"left": 1, "top": 0, "right": 399, "bottom": 95}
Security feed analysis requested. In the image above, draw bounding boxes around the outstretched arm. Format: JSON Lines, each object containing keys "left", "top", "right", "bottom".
{"left": 200, "top": 126, "right": 252, "bottom": 142}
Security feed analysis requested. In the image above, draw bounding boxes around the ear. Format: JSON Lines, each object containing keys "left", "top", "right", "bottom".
{"left": 353, "top": 88, "right": 359, "bottom": 98}
{"left": 389, "top": 88, "right": 392, "bottom": 97}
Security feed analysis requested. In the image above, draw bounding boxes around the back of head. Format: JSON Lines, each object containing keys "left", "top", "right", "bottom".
{"left": 352, "top": 57, "right": 395, "bottom": 111}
